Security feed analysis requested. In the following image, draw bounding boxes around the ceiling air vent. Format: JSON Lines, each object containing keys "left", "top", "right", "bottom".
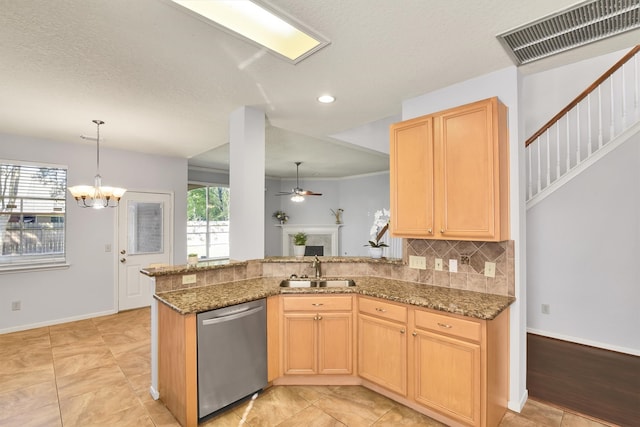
{"left": 497, "top": 0, "right": 640, "bottom": 65}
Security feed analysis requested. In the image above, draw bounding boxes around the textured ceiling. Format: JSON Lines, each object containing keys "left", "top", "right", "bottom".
{"left": 1, "top": 0, "right": 638, "bottom": 178}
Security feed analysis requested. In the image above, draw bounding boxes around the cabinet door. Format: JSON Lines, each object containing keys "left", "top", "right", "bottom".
{"left": 413, "top": 329, "right": 481, "bottom": 426}
{"left": 390, "top": 116, "right": 435, "bottom": 237}
{"left": 318, "top": 312, "right": 352, "bottom": 374}
{"left": 435, "top": 98, "right": 505, "bottom": 240}
{"left": 283, "top": 313, "right": 317, "bottom": 375}
{"left": 358, "top": 314, "right": 407, "bottom": 396}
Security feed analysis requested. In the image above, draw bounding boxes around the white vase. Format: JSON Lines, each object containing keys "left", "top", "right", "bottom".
{"left": 369, "top": 247, "right": 383, "bottom": 259}
{"left": 293, "top": 245, "right": 305, "bottom": 259}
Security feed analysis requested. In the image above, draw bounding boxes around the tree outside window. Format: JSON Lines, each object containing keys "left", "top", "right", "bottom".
{"left": 187, "top": 185, "right": 229, "bottom": 260}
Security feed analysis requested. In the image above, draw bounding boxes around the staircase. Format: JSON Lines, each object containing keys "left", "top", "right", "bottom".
{"left": 526, "top": 45, "right": 640, "bottom": 208}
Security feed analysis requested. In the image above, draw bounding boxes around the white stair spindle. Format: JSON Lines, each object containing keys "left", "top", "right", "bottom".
{"left": 566, "top": 113, "right": 571, "bottom": 171}
{"left": 546, "top": 130, "right": 551, "bottom": 187}
{"left": 621, "top": 62, "right": 627, "bottom": 128}
{"left": 598, "top": 85, "right": 603, "bottom": 149}
{"left": 576, "top": 103, "right": 581, "bottom": 165}
{"left": 556, "top": 123, "right": 561, "bottom": 178}
{"left": 536, "top": 137, "right": 541, "bottom": 194}
{"left": 635, "top": 53, "right": 639, "bottom": 122}
{"left": 587, "top": 93, "right": 592, "bottom": 156}
{"left": 610, "top": 77, "right": 615, "bottom": 140}
{"left": 528, "top": 146, "right": 532, "bottom": 200}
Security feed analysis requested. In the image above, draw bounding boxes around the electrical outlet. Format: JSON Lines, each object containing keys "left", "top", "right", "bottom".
{"left": 182, "top": 274, "right": 197, "bottom": 285}
{"left": 449, "top": 259, "right": 458, "bottom": 273}
{"left": 11, "top": 301, "right": 21, "bottom": 311}
{"left": 435, "top": 258, "right": 443, "bottom": 271}
{"left": 541, "top": 304, "right": 551, "bottom": 314}
{"left": 409, "top": 255, "right": 426, "bottom": 270}
{"left": 484, "top": 261, "right": 496, "bottom": 278}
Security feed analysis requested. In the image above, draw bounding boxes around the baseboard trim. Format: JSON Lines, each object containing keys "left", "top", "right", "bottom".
{"left": 0, "top": 309, "right": 118, "bottom": 334}
{"left": 149, "top": 386, "right": 160, "bottom": 400}
{"left": 508, "top": 389, "right": 528, "bottom": 413}
{"left": 527, "top": 328, "right": 639, "bottom": 356}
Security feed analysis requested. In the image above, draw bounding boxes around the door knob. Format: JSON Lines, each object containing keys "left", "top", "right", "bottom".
{"left": 120, "top": 249, "right": 126, "bottom": 255}
{"left": 120, "top": 258, "right": 126, "bottom": 263}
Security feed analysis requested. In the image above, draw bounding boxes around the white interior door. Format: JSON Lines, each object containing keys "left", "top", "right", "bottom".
{"left": 118, "top": 191, "right": 172, "bottom": 311}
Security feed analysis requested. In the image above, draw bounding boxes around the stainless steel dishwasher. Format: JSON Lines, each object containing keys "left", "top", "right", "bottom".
{"left": 197, "top": 298, "right": 267, "bottom": 419}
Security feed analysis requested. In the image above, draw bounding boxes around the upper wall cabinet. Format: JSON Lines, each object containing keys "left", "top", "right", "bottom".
{"left": 390, "top": 97, "right": 510, "bottom": 242}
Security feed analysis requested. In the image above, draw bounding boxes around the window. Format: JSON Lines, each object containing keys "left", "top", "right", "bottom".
{"left": 0, "top": 160, "right": 67, "bottom": 269}
{"left": 187, "top": 185, "right": 229, "bottom": 260}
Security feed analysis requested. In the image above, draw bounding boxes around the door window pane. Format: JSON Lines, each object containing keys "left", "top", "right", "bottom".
{"left": 128, "top": 201, "right": 163, "bottom": 254}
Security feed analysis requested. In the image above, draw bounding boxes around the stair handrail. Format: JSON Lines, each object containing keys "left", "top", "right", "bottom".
{"left": 525, "top": 45, "right": 640, "bottom": 147}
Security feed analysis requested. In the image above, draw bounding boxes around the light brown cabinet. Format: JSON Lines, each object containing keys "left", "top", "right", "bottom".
{"left": 390, "top": 97, "right": 510, "bottom": 241}
{"left": 282, "top": 295, "right": 353, "bottom": 375}
{"left": 409, "top": 307, "right": 509, "bottom": 427}
{"left": 357, "top": 297, "right": 408, "bottom": 396}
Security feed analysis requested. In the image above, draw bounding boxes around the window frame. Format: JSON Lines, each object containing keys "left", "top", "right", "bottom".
{"left": 187, "top": 182, "right": 230, "bottom": 261}
{"left": 0, "top": 159, "right": 68, "bottom": 272}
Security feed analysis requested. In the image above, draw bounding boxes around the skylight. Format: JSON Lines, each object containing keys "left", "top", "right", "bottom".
{"left": 171, "top": 0, "right": 330, "bottom": 63}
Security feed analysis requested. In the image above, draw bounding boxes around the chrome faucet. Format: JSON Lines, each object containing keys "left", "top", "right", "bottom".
{"left": 312, "top": 255, "right": 322, "bottom": 278}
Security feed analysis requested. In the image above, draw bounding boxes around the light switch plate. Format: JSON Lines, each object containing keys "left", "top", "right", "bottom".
{"left": 409, "top": 255, "right": 426, "bottom": 270}
{"left": 435, "top": 258, "right": 443, "bottom": 271}
{"left": 449, "top": 259, "right": 458, "bottom": 273}
{"left": 484, "top": 262, "right": 496, "bottom": 278}
{"left": 182, "top": 274, "right": 197, "bottom": 285}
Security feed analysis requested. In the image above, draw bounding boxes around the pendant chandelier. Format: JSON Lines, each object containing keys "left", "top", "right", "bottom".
{"left": 68, "top": 120, "right": 126, "bottom": 209}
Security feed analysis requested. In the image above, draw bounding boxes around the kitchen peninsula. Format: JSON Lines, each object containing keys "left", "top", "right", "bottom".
{"left": 144, "top": 257, "right": 513, "bottom": 427}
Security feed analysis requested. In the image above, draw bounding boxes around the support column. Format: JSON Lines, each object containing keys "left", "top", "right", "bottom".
{"left": 229, "top": 106, "right": 265, "bottom": 261}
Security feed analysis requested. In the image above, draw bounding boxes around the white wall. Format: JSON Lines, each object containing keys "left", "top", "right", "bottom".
{"left": 526, "top": 136, "right": 640, "bottom": 355}
{"left": 0, "top": 133, "right": 187, "bottom": 332}
{"left": 265, "top": 172, "right": 391, "bottom": 257}
{"left": 522, "top": 47, "right": 640, "bottom": 355}
{"left": 401, "top": 67, "right": 527, "bottom": 411}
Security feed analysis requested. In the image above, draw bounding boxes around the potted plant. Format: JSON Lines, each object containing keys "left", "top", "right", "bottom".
{"left": 273, "top": 210, "right": 289, "bottom": 224}
{"left": 187, "top": 253, "right": 199, "bottom": 266}
{"left": 365, "top": 209, "right": 390, "bottom": 259}
{"left": 292, "top": 232, "right": 307, "bottom": 258}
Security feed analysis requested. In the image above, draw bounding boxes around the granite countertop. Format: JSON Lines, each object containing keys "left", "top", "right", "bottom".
{"left": 155, "top": 276, "right": 514, "bottom": 320}
{"left": 141, "top": 256, "right": 403, "bottom": 277}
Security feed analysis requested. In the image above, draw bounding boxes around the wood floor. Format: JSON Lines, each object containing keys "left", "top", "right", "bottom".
{"left": 0, "top": 308, "right": 618, "bottom": 426}
{"left": 528, "top": 333, "right": 640, "bottom": 426}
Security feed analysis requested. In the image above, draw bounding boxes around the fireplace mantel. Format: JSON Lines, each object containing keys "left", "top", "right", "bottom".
{"left": 279, "top": 224, "right": 342, "bottom": 256}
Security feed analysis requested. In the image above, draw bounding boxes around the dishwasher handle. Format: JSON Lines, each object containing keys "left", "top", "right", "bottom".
{"left": 201, "top": 305, "right": 264, "bottom": 326}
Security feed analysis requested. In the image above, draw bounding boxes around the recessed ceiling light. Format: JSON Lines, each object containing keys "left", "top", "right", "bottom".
{"left": 317, "top": 95, "right": 335, "bottom": 103}
{"left": 170, "top": 0, "right": 330, "bottom": 64}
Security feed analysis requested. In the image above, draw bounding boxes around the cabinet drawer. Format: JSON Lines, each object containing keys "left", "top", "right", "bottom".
{"left": 283, "top": 295, "right": 352, "bottom": 312}
{"left": 358, "top": 297, "right": 407, "bottom": 323}
{"left": 414, "top": 309, "right": 481, "bottom": 342}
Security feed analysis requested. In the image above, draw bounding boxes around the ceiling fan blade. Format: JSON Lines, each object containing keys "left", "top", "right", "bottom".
{"left": 299, "top": 190, "right": 322, "bottom": 196}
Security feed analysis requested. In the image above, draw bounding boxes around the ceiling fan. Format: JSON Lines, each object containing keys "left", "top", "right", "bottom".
{"left": 277, "top": 162, "right": 322, "bottom": 202}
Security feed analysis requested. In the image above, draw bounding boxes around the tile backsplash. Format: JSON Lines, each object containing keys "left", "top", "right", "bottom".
{"left": 154, "top": 241, "right": 514, "bottom": 297}
{"left": 404, "top": 239, "right": 515, "bottom": 297}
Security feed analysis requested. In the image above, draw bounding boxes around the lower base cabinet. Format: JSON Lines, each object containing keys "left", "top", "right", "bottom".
{"left": 412, "top": 329, "right": 481, "bottom": 425}
{"left": 357, "top": 298, "right": 408, "bottom": 396}
{"left": 281, "top": 295, "right": 353, "bottom": 375}
{"left": 410, "top": 306, "right": 510, "bottom": 427}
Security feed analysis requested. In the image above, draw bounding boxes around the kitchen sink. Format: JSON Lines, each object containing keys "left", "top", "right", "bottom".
{"left": 279, "top": 279, "right": 356, "bottom": 288}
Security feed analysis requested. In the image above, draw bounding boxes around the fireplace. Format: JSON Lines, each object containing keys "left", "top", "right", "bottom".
{"left": 280, "top": 225, "right": 342, "bottom": 256}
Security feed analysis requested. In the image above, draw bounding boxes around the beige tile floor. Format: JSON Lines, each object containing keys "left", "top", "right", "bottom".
{"left": 0, "top": 308, "right": 615, "bottom": 427}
